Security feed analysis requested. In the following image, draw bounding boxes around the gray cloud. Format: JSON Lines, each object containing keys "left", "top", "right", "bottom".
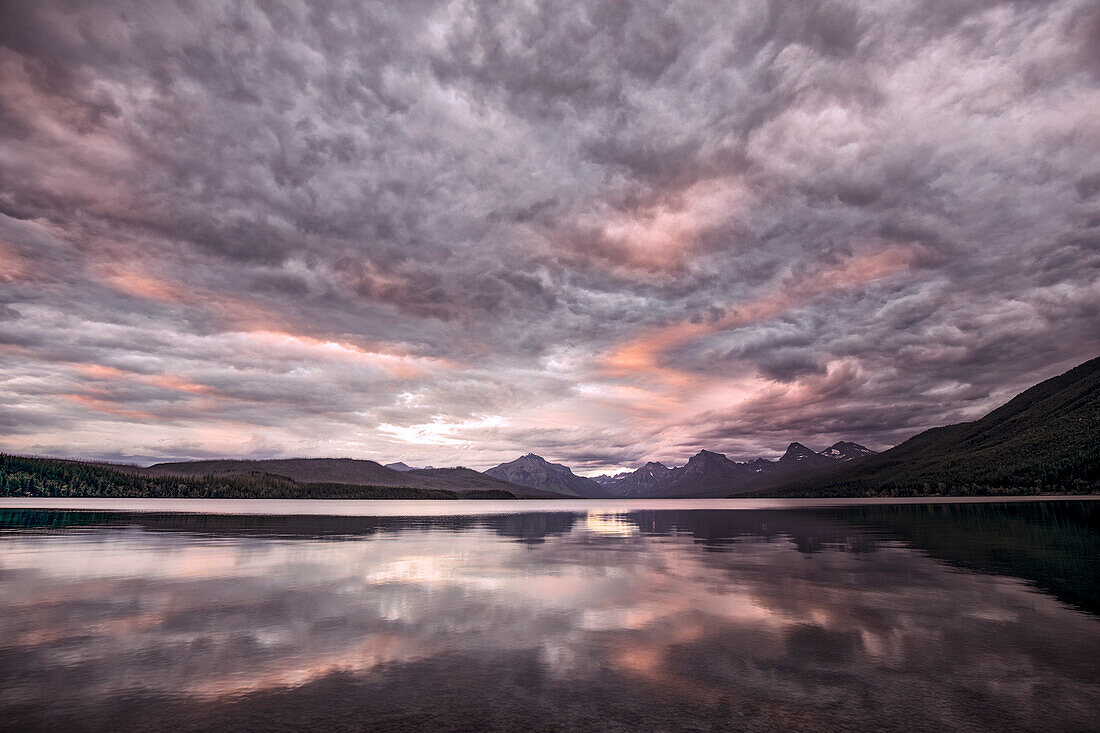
{"left": 0, "top": 0, "right": 1097, "bottom": 471}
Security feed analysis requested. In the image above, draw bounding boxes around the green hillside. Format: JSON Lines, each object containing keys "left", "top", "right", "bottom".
{"left": 765, "top": 356, "right": 1100, "bottom": 497}
{"left": 0, "top": 455, "right": 516, "bottom": 500}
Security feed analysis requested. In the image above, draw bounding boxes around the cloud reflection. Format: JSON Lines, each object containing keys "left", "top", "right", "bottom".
{"left": 0, "top": 506, "right": 1098, "bottom": 730}
{"left": 583, "top": 511, "right": 639, "bottom": 537}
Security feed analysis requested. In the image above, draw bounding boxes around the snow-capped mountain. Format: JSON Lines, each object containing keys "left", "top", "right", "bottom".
{"left": 592, "top": 441, "right": 878, "bottom": 497}
{"left": 591, "top": 471, "right": 632, "bottom": 486}
{"left": 778, "top": 442, "right": 836, "bottom": 468}
{"left": 602, "top": 462, "right": 674, "bottom": 497}
{"left": 819, "top": 441, "right": 877, "bottom": 461}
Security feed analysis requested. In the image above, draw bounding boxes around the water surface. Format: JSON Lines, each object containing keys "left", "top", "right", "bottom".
{"left": 1, "top": 498, "right": 1097, "bottom": 731}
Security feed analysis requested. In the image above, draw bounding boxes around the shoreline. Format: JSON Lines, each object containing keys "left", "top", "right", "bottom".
{"left": 1, "top": 494, "right": 1096, "bottom": 517}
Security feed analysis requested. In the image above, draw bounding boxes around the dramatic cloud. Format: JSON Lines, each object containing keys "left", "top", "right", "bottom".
{"left": 0, "top": 0, "right": 1097, "bottom": 471}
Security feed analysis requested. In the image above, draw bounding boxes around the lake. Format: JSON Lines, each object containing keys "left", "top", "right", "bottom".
{"left": 1, "top": 497, "right": 1097, "bottom": 731}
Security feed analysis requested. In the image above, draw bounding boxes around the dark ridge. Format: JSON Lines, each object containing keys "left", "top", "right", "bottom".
{"left": 0, "top": 454, "right": 516, "bottom": 500}
{"left": 758, "top": 356, "right": 1100, "bottom": 497}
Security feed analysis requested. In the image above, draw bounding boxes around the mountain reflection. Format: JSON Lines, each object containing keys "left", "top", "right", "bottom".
{"left": 0, "top": 502, "right": 1097, "bottom": 732}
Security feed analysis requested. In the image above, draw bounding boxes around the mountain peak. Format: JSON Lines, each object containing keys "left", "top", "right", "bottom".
{"left": 485, "top": 454, "right": 608, "bottom": 498}
{"left": 517, "top": 453, "right": 572, "bottom": 473}
{"left": 819, "top": 442, "right": 877, "bottom": 461}
{"left": 599, "top": 460, "right": 674, "bottom": 497}
{"left": 781, "top": 442, "right": 815, "bottom": 457}
{"left": 779, "top": 442, "right": 833, "bottom": 466}
{"left": 682, "top": 450, "right": 736, "bottom": 471}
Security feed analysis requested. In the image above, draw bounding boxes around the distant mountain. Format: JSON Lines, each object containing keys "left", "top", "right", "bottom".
{"left": 777, "top": 442, "right": 835, "bottom": 468}
{"left": 747, "top": 457, "right": 773, "bottom": 473}
{"left": 654, "top": 450, "right": 759, "bottom": 497}
{"left": 591, "top": 471, "right": 631, "bottom": 487}
{"left": 729, "top": 442, "right": 878, "bottom": 495}
{"left": 765, "top": 356, "right": 1100, "bottom": 496}
{"left": 820, "top": 441, "right": 877, "bottom": 461}
{"left": 485, "top": 454, "right": 610, "bottom": 498}
{"left": 146, "top": 457, "right": 402, "bottom": 484}
{"left": 385, "top": 462, "right": 438, "bottom": 471}
{"left": 603, "top": 462, "right": 673, "bottom": 497}
{"left": 141, "top": 457, "right": 558, "bottom": 497}
{"left": 595, "top": 442, "right": 877, "bottom": 498}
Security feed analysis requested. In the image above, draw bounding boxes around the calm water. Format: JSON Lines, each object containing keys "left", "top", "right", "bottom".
{"left": 1, "top": 498, "right": 1097, "bottom": 732}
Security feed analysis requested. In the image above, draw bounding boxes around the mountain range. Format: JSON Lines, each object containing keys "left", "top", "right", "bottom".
{"left": 2, "top": 356, "right": 1096, "bottom": 499}
{"left": 65, "top": 440, "right": 878, "bottom": 500}
{"left": 584, "top": 441, "right": 877, "bottom": 498}
{"left": 111, "top": 457, "right": 559, "bottom": 498}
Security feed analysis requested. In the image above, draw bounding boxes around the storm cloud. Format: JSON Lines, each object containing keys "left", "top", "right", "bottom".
{"left": 0, "top": 0, "right": 1097, "bottom": 472}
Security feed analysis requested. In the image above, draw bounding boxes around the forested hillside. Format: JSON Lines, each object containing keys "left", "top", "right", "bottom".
{"left": 0, "top": 455, "right": 515, "bottom": 500}
{"left": 764, "top": 356, "right": 1100, "bottom": 497}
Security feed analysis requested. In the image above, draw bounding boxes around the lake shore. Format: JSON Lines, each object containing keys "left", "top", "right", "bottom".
{"left": 1, "top": 494, "right": 1096, "bottom": 516}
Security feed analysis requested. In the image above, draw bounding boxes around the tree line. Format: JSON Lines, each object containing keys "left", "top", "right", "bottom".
{"left": 0, "top": 455, "right": 516, "bottom": 500}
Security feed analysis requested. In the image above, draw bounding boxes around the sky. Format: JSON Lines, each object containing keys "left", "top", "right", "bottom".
{"left": 0, "top": 0, "right": 1098, "bottom": 474}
